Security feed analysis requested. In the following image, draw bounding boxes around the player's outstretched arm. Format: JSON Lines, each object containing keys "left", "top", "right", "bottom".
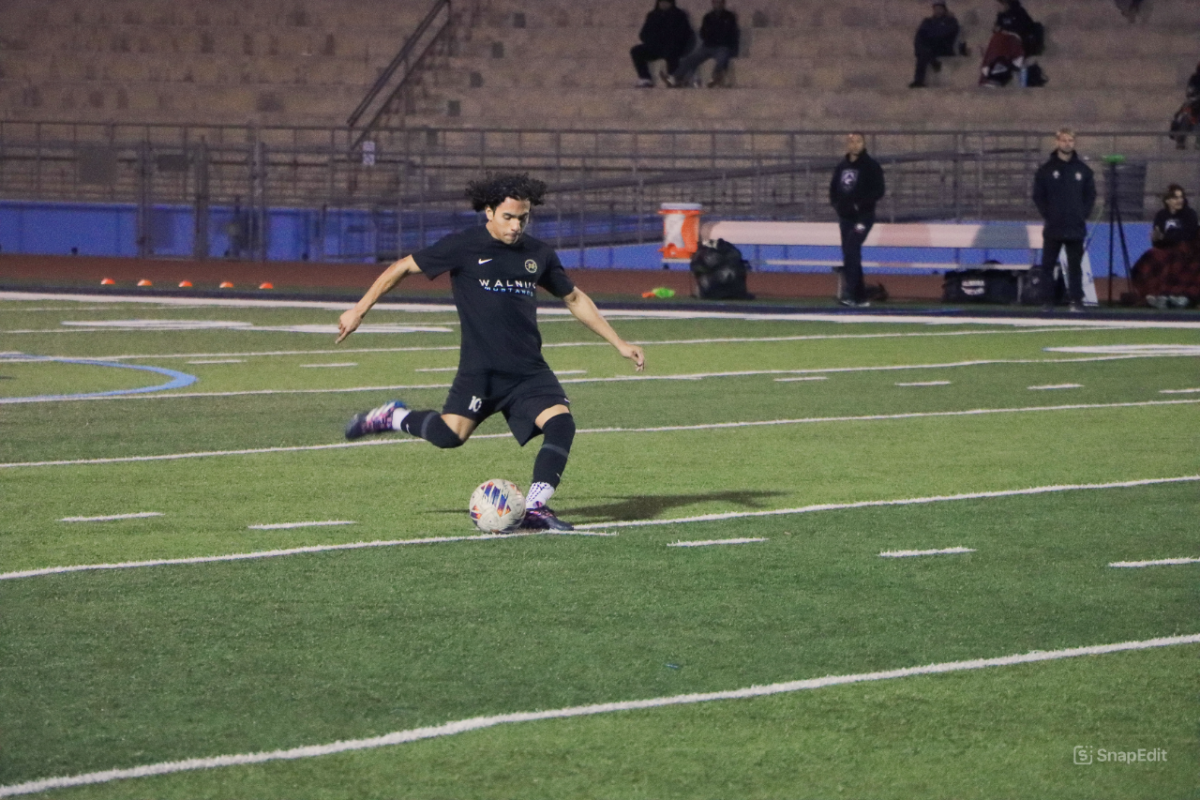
{"left": 562, "top": 288, "right": 645, "bottom": 372}
{"left": 337, "top": 256, "right": 423, "bottom": 343}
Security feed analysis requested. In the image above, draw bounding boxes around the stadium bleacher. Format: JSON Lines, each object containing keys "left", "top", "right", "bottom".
{"left": 0, "top": 0, "right": 1195, "bottom": 131}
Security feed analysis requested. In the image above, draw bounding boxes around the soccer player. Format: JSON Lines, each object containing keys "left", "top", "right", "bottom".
{"left": 335, "top": 173, "right": 646, "bottom": 531}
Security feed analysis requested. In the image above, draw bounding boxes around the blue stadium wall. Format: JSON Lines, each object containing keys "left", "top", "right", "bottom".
{"left": 0, "top": 200, "right": 1151, "bottom": 275}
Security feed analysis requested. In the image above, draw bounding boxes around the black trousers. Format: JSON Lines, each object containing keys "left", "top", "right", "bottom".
{"left": 838, "top": 214, "right": 874, "bottom": 303}
{"left": 1039, "top": 236, "right": 1086, "bottom": 305}
{"left": 631, "top": 44, "right": 681, "bottom": 81}
{"left": 913, "top": 37, "right": 956, "bottom": 84}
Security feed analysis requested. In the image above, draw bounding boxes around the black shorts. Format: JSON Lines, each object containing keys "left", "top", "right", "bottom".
{"left": 443, "top": 368, "right": 570, "bottom": 446}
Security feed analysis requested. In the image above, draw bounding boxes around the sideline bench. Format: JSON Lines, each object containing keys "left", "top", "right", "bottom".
{"left": 697, "top": 221, "right": 1044, "bottom": 273}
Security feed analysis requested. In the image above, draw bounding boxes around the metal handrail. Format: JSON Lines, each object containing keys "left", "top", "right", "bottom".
{"left": 346, "top": 0, "right": 451, "bottom": 140}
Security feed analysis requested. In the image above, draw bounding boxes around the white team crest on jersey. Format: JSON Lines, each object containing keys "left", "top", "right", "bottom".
{"left": 524, "top": 259, "right": 537, "bottom": 273}
{"left": 469, "top": 396, "right": 483, "bottom": 412}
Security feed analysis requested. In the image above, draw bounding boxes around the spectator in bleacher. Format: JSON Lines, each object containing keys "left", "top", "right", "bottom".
{"left": 829, "top": 133, "right": 886, "bottom": 308}
{"left": 1032, "top": 128, "right": 1096, "bottom": 312}
{"left": 1113, "top": 0, "right": 1144, "bottom": 22}
{"left": 1132, "top": 184, "right": 1200, "bottom": 309}
{"left": 1169, "top": 62, "right": 1200, "bottom": 149}
{"left": 910, "top": 2, "right": 961, "bottom": 88}
{"left": 979, "top": 0, "right": 1035, "bottom": 87}
{"left": 630, "top": 0, "right": 694, "bottom": 88}
{"left": 664, "top": 0, "right": 740, "bottom": 88}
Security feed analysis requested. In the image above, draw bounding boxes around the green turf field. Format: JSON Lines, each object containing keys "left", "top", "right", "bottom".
{"left": 1, "top": 294, "right": 1197, "bottom": 799}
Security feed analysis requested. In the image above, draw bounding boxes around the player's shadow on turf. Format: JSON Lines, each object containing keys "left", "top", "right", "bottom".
{"left": 566, "top": 491, "right": 789, "bottom": 523}
{"left": 431, "top": 491, "right": 787, "bottom": 523}
{"left": 432, "top": 489, "right": 787, "bottom": 525}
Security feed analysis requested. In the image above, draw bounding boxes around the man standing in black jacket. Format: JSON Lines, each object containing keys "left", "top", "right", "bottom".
{"left": 665, "top": 0, "right": 740, "bottom": 88}
{"left": 630, "top": 0, "right": 694, "bottom": 88}
{"left": 829, "top": 133, "right": 886, "bottom": 307}
{"left": 1032, "top": 128, "right": 1096, "bottom": 311}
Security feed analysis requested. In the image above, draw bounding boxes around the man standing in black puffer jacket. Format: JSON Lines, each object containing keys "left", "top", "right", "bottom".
{"left": 829, "top": 132, "right": 886, "bottom": 307}
{"left": 1032, "top": 128, "right": 1096, "bottom": 311}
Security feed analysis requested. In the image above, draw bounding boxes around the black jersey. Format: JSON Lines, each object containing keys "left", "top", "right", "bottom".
{"left": 413, "top": 226, "right": 575, "bottom": 375}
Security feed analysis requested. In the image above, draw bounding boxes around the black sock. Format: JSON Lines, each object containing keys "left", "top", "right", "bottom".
{"left": 532, "top": 414, "right": 575, "bottom": 487}
{"left": 398, "top": 410, "right": 463, "bottom": 449}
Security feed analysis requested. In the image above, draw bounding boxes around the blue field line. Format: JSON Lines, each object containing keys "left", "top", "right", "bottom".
{"left": 0, "top": 355, "right": 197, "bottom": 404}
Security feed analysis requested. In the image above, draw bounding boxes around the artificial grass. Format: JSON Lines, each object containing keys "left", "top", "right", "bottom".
{"left": 1, "top": 300, "right": 1197, "bottom": 798}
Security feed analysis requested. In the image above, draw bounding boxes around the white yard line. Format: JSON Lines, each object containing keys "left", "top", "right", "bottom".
{"left": 1028, "top": 384, "right": 1083, "bottom": 390}
{"left": 1160, "top": 388, "right": 1200, "bottom": 394}
{"left": 8, "top": 290, "right": 1200, "bottom": 328}
{"left": 247, "top": 521, "right": 356, "bottom": 531}
{"left": 880, "top": 547, "right": 976, "bottom": 558}
{"left": 2, "top": 633, "right": 1196, "bottom": 797}
{"left": 186, "top": 359, "right": 245, "bottom": 365}
{"left": 0, "top": 531, "right": 618, "bottom": 582}
{"left": 38, "top": 328, "right": 1168, "bottom": 362}
{"left": 572, "top": 475, "right": 1200, "bottom": 531}
{"left": 4, "top": 399, "right": 1198, "bottom": 471}
{"left": 60, "top": 512, "right": 163, "bottom": 523}
{"left": 298, "top": 363, "right": 358, "bottom": 369}
{"left": 895, "top": 381, "right": 952, "bottom": 387}
{"left": 1108, "top": 557, "right": 1200, "bottom": 568}
{"left": 669, "top": 538, "right": 768, "bottom": 547}
{"left": 774, "top": 376, "right": 829, "bottom": 383}
{"left": 3, "top": 354, "right": 1173, "bottom": 405}
{"left": 7, "top": 474, "right": 1196, "bottom": 581}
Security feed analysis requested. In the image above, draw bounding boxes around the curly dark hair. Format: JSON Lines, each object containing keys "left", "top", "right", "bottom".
{"left": 465, "top": 172, "right": 548, "bottom": 212}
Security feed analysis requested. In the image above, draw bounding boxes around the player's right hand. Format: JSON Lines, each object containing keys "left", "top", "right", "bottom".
{"left": 620, "top": 343, "right": 646, "bottom": 372}
{"left": 336, "top": 309, "right": 363, "bottom": 343}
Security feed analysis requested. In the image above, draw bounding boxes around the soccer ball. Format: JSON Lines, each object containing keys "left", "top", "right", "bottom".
{"left": 469, "top": 479, "right": 526, "bottom": 533}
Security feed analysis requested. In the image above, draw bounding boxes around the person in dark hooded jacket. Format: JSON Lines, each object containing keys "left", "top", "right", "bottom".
{"left": 1032, "top": 128, "right": 1097, "bottom": 311}
{"left": 828, "top": 132, "right": 886, "bottom": 307}
{"left": 910, "top": 2, "right": 960, "bottom": 88}
{"left": 630, "top": 0, "right": 694, "bottom": 87}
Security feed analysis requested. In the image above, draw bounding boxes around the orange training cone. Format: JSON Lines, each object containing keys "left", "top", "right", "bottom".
{"left": 137, "top": 279, "right": 153, "bottom": 287}
{"left": 219, "top": 281, "right": 234, "bottom": 289}
{"left": 100, "top": 278, "right": 116, "bottom": 286}
{"left": 178, "top": 280, "right": 193, "bottom": 288}
{"left": 259, "top": 282, "right": 274, "bottom": 290}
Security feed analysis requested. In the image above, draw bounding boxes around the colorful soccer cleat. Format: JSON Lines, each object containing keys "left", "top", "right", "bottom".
{"left": 344, "top": 400, "right": 406, "bottom": 440}
{"left": 519, "top": 505, "right": 574, "bottom": 532}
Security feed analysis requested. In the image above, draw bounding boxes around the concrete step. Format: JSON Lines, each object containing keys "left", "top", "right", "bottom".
{"left": 5, "top": 24, "right": 413, "bottom": 61}
{"left": 406, "top": 86, "right": 1178, "bottom": 131}
{"left": 437, "top": 52, "right": 1188, "bottom": 92}
{"left": 3, "top": 0, "right": 428, "bottom": 30}
{"left": 455, "top": 23, "right": 1200, "bottom": 61}
{"left": 472, "top": 0, "right": 1199, "bottom": 32}
{"left": 0, "top": 52, "right": 386, "bottom": 86}
{"left": 0, "top": 79, "right": 357, "bottom": 125}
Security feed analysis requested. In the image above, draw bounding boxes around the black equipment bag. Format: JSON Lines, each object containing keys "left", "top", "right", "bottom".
{"left": 942, "top": 268, "right": 1020, "bottom": 304}
{"left": 1017, "top": 266, "right": 1068, "bottom": 306}
{"left": 1022, "top": 21, "right": 1045, "bottom": 56}
{"left": 690, "top": 238, "right": 754, "bottom": 300}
